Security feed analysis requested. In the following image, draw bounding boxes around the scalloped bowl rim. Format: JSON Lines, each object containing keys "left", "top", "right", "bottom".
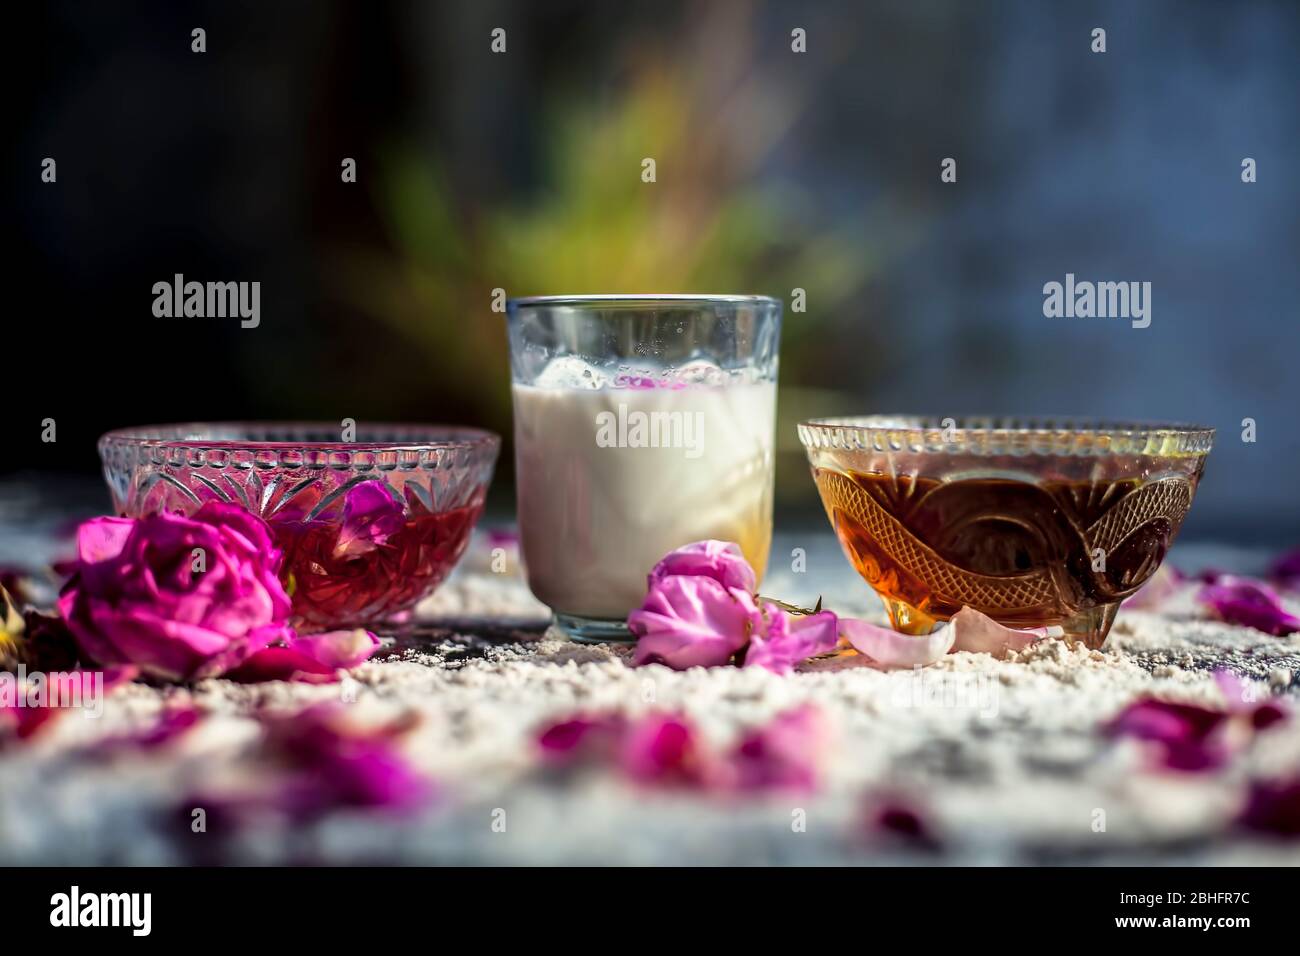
{"left": 798, "top": 416, "right": 1215, "bottom": 457}
{"left": 98, "top": 421, "right": 501, "bottom": 453}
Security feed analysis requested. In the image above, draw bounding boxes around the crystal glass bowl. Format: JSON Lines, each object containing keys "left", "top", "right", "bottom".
{"left": 99, "top": 423, "right": 500, "bottom": 631}
{"left": 798, "top": 416, "right": 1214, "bottom": 648}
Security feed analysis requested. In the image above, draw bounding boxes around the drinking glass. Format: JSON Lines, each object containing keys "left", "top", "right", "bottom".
{"left": 506, "top": 295, "right": 781, "bottom": 642}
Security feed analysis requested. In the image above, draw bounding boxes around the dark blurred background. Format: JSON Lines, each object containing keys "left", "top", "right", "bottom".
{"left": 9, "top": 0, "right": 1299, "bottom": 543}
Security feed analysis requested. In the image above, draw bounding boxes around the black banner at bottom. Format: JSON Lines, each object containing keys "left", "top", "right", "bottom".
{"left": 0, "top": 865, "right": 1291, "bottom": 941}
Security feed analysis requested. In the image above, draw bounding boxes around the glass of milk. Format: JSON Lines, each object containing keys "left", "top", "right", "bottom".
{"left": 506, "top": 295, "right": 781, "bottom": 642}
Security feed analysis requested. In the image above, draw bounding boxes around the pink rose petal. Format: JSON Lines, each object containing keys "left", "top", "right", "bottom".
{"left": 948, "top": 607, "right": 1049, "bottom": 657}
{"left": 225, "top": 645, "right": 338, "bottom": 683}
{"left": 75, "top": 516, "right": 135, "bottom": 564}
{"left": 863, "top": 793, "right": 941, "bottom": 851}
{"left": 537, "top": 714, "right": 626, "bottom": 764}
{"left": 333, "top": 480, "right": 405, "bottom": 559}
{"left": 292, "top": 628, "right": 381, "bottom": 670}
{"left": 226, "top": 628, "right": 379, "bottom": 684}
{"left": 840, "top": 617, "right": 955, "bottom": 669}
{"left": 1105, "top": 698, "right": 1231, "bottom": 772}
{"left": 262, "top": 704, "right": 433, "bottom": 817}
{"left": 744, "top": 607, "right": 839, "bottom": 675}
{"left": 619, "top": 714, "right": 705, "bottom": 786}
{"left": 1198, "top": 576, "right": 1300, "bottom": 636}
{"left": 717, "top": 704, "right": 826, "bottom": 793}
{"left": 1106, "top": 679, "right": 1287, "bottom": 773}
{"left": 536, "top": 708, "right": 829, "bottom": 796}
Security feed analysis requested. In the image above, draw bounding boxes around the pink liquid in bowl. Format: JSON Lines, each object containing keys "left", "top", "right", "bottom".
{"left": 268, "top": 486, "right": 483, "bottom": 630}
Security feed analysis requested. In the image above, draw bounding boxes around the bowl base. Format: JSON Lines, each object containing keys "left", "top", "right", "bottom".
{"left": 882, "top": 596, "right": 1120, "bottom": 650}
{"left": 1057, "top": 603, "right": 1120, "bottom": 650}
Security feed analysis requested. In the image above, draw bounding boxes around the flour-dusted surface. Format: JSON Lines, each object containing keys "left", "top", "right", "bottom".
{"left": 2, "top": 526, "right": 1298, "bottom": 865}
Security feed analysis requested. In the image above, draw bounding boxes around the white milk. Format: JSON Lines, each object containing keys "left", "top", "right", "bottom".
{"left": 513, "top": 375, "right": 775, "bottom": 620}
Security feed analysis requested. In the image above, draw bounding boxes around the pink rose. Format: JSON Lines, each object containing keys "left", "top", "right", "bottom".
{"left": 630, "top": 540, "right": 762, "bottom": 669}
{"left": 58, "top": 503, "right": 294, "bottom": 681}
{"left": 631, "top": 540, "right": 842, "bottom": 672}
{"left": 630, "top": 575, "right": 759, "bottom": 669}
{"left": 646, "top": 539, "right": 757, "bottom": 595}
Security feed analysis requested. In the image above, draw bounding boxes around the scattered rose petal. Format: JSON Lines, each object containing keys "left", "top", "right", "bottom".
{"left": 1105, "top": 698, "right": 1232, "bottom": 771}
{"left": 262, "top": 704, "right": 432, "bottom": 817}
{"left": 1238, "top": 776, "right": 1300, "bottom": 838}
{"left": 645, "top": 539, "right": 758, "bottom": 595}
{"left": 537, "top": 714, "right": 626, "bottom": 764}
{"left": 294, "top": 628, "right": 381, "bottom": 669}
{"left": 1198, "top": 576, "right": 1300, "bottom": 636}
{"left": 716, "top": 704, "right": 826, "bottom": 793}
{"left": 1105, "top": 680, "right": 1287, "bottom": 773}
{"left": 333, "top": 481, "right": 405, "bottom": 559}
{"left": 744, "top": 607, "right": 839, "bottom": 675}
{"left": 840, "top": 616, "right": 955, "bottom": 669}
{"left": 184, "top": 704, "right": 432, "bottom": 829}
{"left": 536, "top": 707, "right": 827, "bottom": 796}
{"left": 225, "top": 645, "right": 336, "bottom": 683}
{"left": 948, "top": 606, "right": 1049, "bottom": 657}
{"left": 619, "top": 714, "right": 706, "bottom": 786}
{"left": 630, "top": 575, "right": 758, "bottom": 669}
{"left": 864, "top": 794, "right": 941, "bottom": 851}
{"left": 227, "top": 628, "right": 379, "bottom": 683}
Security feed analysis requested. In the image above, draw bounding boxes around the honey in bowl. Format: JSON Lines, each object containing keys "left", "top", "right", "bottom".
{"left": 799, "top": 418, "right": 1214, "bottom": 649}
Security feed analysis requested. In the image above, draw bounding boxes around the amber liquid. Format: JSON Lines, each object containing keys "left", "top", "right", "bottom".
{"left": 812, "top": 468, "right": 1194, "bottom": 641}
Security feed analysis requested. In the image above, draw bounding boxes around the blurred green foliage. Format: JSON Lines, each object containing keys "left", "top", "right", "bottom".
{"left": 332, "top": 53, "right": 871, "bottom": 501}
